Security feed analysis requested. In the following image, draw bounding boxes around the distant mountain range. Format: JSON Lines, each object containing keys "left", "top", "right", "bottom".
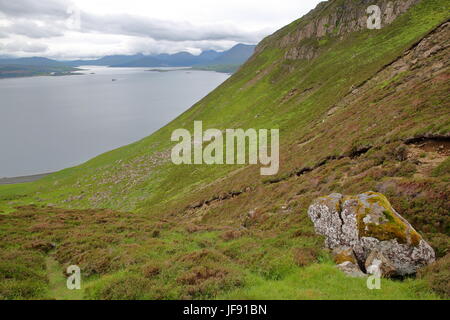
{"left": 195, "top": 44, "right": 256, "bottom": 67}
{"left": 0, "top": 57, "right": 68, "bottom": 67}
{"left": 62, "top": 55, "right": 146, "bottom": 67}
{"left": 64, "top": 44, "right": 256, "bottom": 69}
{"left": 0, "top": 44, "right": 256, "bottom": 78}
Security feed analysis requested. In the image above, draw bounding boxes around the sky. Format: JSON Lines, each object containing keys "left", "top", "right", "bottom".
{"left": 0, "top": 0, "right": 323, "bottom": 60}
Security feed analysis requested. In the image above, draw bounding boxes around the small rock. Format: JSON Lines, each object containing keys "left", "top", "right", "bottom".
{"left": 365, "top": 250, "right": 396, "bottom": 278}
{"left": 248, "top": 209, "right": 257, "bottom": 219}
{"left": 337, "top": 261, "right": 366, "bottom": 278}
{"left": 327, "top": 106, "right": 340, "bottom": 116}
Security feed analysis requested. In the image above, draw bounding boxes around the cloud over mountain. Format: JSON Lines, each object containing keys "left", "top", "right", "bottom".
{"left": 0, "top": 0, "right": 321, "bottom": 58}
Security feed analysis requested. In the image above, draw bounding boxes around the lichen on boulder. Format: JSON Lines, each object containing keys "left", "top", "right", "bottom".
{"left": 332, "top": 246, "right": 358, "bottom": 265}
{"left": 307, "top": 192, "right": 435, "bottom": 276}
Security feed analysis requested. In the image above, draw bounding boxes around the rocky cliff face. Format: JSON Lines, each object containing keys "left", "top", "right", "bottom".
{"left": 329, "top": 20, "right": 449, "bottom": 121}
{"left": 257, "top": 0, "right": 421, "bottom": 60}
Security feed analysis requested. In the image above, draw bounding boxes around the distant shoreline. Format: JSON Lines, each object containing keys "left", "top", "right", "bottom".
{"left": 0, "top": 72, "right": 83, "bottom": 80}
{"left": 0, "top": 173, "right": 53, "bottom": 185}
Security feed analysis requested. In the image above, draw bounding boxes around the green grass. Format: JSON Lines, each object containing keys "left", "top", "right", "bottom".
{"left": 0, "top": 199, "right": 447, "bottom": 300}
{"left": 432, "top": 157, "right": 450, "bottom": 177}
{"left": 220, "top": 263, "right": 441, "bottom": 300}
{"left": 192, "top": 65, "right": 241, "bottom": 73}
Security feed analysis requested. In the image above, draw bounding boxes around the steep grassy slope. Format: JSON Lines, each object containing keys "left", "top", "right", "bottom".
{"left": 0, "top": 0, "right": 449, "bottom": 300}
{"left": 1, "top": 0, "right": 447, "bottom": 213}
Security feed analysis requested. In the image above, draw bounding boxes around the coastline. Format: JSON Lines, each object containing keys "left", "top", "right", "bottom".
{"left": 0, "top": 72, "right": 84, "bottom": 80}
{"left": 0, "top": 173, "right": 53, "bottom": 185}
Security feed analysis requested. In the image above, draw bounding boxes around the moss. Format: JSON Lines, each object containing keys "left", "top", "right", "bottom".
{"left": 356, "top": 192, "right": 422, "bottom": 246}
{"left": 364, "top": 223, "right": 409, "bottom": 244}
{"left": 333, "top": 251, "right": 356, "bottom": 265}
{"left": 410, "top": 230, "right": 422, "bottom": 247}
{"left": 383, "top": 210, "right": 395, "bottom": 223}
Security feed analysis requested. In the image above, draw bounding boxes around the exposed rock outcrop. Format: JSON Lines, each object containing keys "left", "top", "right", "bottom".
{"left": 258, "top": 0, "right": 421, "bottom": 60}
{"left": 308, "top": 192, "right": 435, "bottom": 276}
{"left": 333, "top": 21, "right": 450, "bottom": 113}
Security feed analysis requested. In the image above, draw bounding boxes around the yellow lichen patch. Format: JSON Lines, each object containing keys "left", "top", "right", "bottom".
{"left": 409, "top": 229, "right": 422, "bottom": 247}
{"left": 355, "top": 192, "right": 422, "bottom": 247}
{"left": 333, "top": 251, "right": 357, "bottom": 265}
{"left": 364, "top": 223, "right": 409, "bottom": 244}
{"left": 366, "top": 192, "right": 394, "bottom": 211}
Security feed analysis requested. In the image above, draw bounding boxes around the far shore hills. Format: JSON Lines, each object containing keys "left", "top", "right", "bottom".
{"left": 0, "top": 173, "right": 53, "bottom": 185}
{"left": 0, "top": 44, "right": 255, "bottom": 79}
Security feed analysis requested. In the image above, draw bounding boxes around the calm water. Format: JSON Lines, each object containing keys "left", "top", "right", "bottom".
{"left": 0, "top": 66, "right": 229, "bottom": 177}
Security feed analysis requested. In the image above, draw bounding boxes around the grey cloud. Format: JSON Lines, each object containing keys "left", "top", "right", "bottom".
{"left": 0, "top": 0, "right": 267, "bottom": 58}
{"left": 1, "top": 0, "right": 262, "bottom": 43}
{"left": 80, "top": 12, "right": 263, "bottom": 43}
{"left": 1, "top": 40, "right": 48, "bottom": 53}
{"left": 3, "top": 20, "right": 64, "bottom": 38}
{"left": 0, "top": 0, "right": 72, "bottom": 19}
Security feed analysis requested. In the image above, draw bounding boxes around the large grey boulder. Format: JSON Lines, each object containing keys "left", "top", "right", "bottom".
{"left": 307, "top": 192, "right": 435, "bottom": 276}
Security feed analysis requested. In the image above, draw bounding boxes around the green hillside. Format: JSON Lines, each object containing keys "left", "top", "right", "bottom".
{"left": 1, "top": 0, "right": 449, "bottom": 300}
{"left": 0, "top": 57, "right": 80, "bottom": 79}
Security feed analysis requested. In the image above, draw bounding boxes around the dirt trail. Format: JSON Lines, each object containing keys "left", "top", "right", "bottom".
{"left": 45, "top": 257, "right": 84, "bottom": 300}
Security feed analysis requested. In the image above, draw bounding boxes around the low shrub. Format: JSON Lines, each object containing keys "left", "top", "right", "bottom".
{"left": 293, "top": 247, "right": 319, "bottom": 267}
{"left": 417, "top": 253, "right": 450, "bottom": 298}
{"left": 86, "top": 273, "right": 153, "bottom": 300}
